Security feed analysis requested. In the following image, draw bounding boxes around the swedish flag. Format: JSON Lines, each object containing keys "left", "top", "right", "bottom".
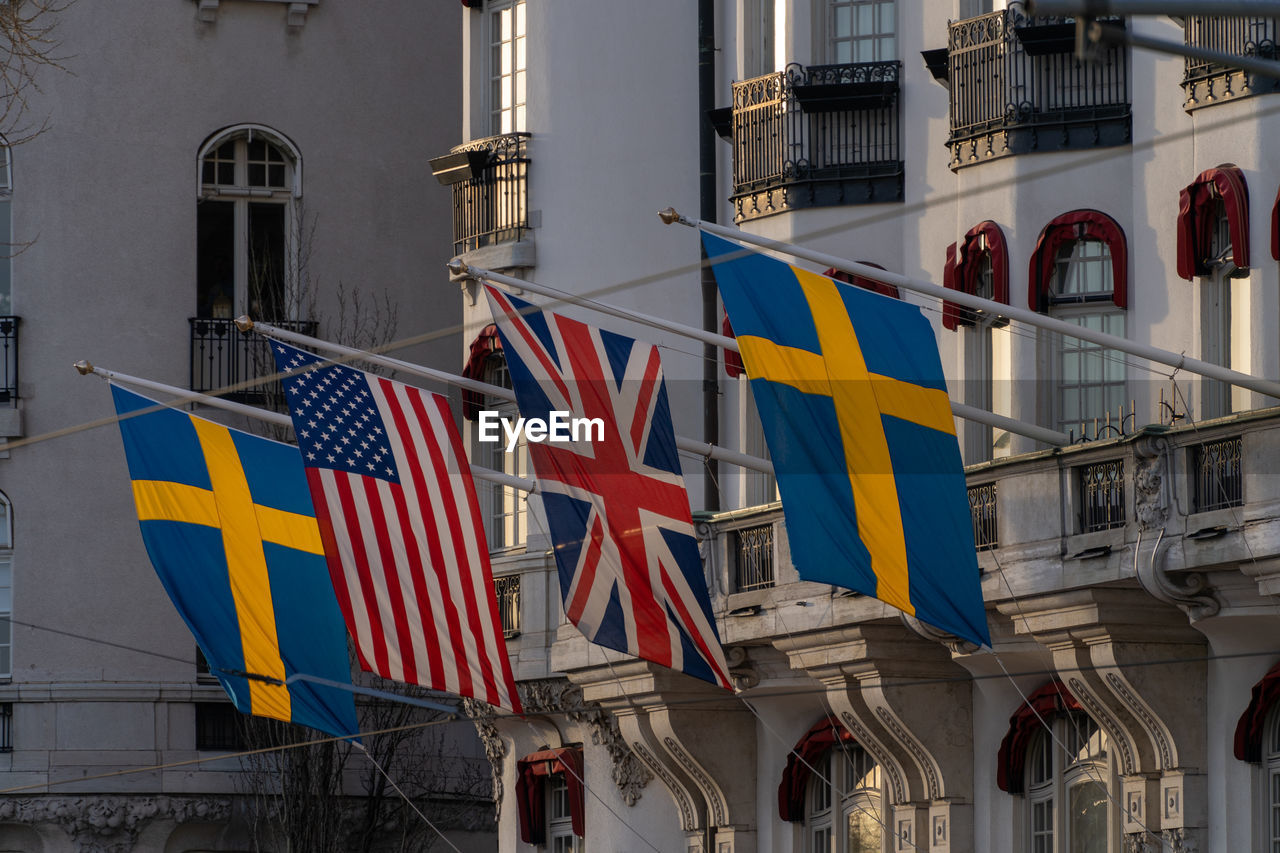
{"left": 703, "top": 234, "right": 990, "bottom": 647}
{"left": 111, "top": 385, "right": 359, "bottom": 738}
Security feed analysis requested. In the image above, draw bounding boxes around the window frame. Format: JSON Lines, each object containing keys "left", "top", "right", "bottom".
{"left": 196, "top": 125, "right": 302, "bottom": 323}
{"left": 0, "top": 490, "right": 11, "bottom": 680}
{"left": 1265, "top": 705, "right": 1280, "bottom": 852}
{"left": 1022, "top": 712, "right": 1117, "bottom": 853}
{"left": 803, "top": 741, "right": 886, "bottom": 853}
{"left": 819, "top": 0, "right": 897, "bottom": 64}
{"left": 486, "top": 0, "right": 527, "bottom": 136}
{"left": 472, "top": 353, "right": 528, "bottom": 551}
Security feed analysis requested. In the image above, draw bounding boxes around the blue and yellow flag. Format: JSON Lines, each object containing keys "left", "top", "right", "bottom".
{"left": 703, "top": 233, "right": 990, "bottom": 646}
{"left": 111, "top": 385, "right": 360, "bottom": 738}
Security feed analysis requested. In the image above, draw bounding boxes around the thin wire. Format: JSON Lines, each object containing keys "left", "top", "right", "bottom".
{"left": 354, "top": 741, "right": 464, "bottom": 853}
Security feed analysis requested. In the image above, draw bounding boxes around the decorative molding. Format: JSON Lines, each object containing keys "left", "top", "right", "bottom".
{"left": 1104, "top": 671, "right": 1175, "bottom": 769}
{"left": 1163, "top": 826, "right": 1199, "bottom": 852}
{"left": 463, "top": 678, "right": 652, "bottom": 810}
{"left": 840, "top": 711, "right": 906, "bottom": 802}
{"left": 724, "top": 645, "right": 759, "bottom": 691}
{"left": 1133, "top": 437, "right": 1219, "bottom": 618}
{"left": 1123, "top": 832, "right": 1161, "bottom": 853}
{"left": 873, "top": 705, "right": 942, "bottom": 799}
{"left": 1068, "top": 677, "right": 1137, "bottom": 774}
{"left": 0, "top": 795, "right": 231, "bottom": 853}
{"left": 631, "top": 742, "right": 697, "bottom": 831}
{"left": 194, "top": 0, "right": 318, "bottom": 28}
{"left": 663, "top": 736, "right": 725, "bottom": 826}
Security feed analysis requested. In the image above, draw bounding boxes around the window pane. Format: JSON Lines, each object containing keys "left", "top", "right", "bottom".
{"left": 196, "top": 200, "right": 235, "bottom": 318}
{"left": 247, "top": 203, "right": 286, "bottom": 320}
{"left": 846, "top": 805, "right": 882, "bottom": 853}
{"left": 1068, "top": 780, "right": 1108, "bottom": 853}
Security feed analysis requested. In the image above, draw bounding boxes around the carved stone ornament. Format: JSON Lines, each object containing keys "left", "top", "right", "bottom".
{"left": 724, "top": 645, "right": 759, "bottom": 690}
{"left": 1162, "top": 826, "right": 1199, "bottom": 853}
{"left": 1123, "top": 830, "right": 1162, "bottom": 853}
{"left": 463, "top": 678, "right": 653, "bottom": 813}
{"left": 899, "top": 612, "right": 980, "bottom": 654}
{"left": 1132, "top": 436, "right": 1220, "bottom": 619}
{"left": 0, "top": 795, "right": 231, "bottom": 853}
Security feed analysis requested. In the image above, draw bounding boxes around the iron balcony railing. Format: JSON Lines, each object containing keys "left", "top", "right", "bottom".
{"left": 734, "top": 524, "right": 775, "bottom": 592}
{"left": 1182, "top": 15, "right": 1280, "bottom": 108}
{"left": 730, "top": 61, "right": 902, "bottom": 221}
{"left": 494, "top": 574, "right": 521, "bottom": 638}
{"left": 1193, "top": 437, "right": 1243, "bottom": 513}
{"left": 1080, "top": 459, "right": 1125, "bottom": 533}
{"left": 968, "top": 482, "right": 998, "bottom": 552}
{"left": 946, "top": 3, "right": 1129, "bottom": 167}
{"left": 189, "top": 317, "right": 317, "bottom": 405}
{"left": 0, "top": 316, "right": 16, "bottom": 404}
{"left": 448, "top": 132, "right": 530, "bottom": 255}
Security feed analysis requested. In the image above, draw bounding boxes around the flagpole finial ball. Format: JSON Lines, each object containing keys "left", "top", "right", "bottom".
{"left": 73, "top": 360, "right": 94, "bottom": 375}
{"left": 446, "top": 259, "right": 468, "bottom": 277}
{"left": 234, "top": 315, "right": 254, "bottom": 333}
{"left": 658, "top": 207, "right": 680, "bottom": 225}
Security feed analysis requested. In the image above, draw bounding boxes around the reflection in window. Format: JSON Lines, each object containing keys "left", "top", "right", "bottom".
{"left": 1048, "top": 239, "right": 1126, "bottom": 441}
{"left": 807, "top": 743, "right": 884, "bottom": 852}
{"left": 489, "top": 0, "right": 527, "bottom": 135}
{"left": 475, "top": 355, "right": 527, "bottom": 550}
{"left": 827, "top": 0, "right": 896, "bottom": 63}
{"left": 1025, "top": 713, "right": 1113, "bottom": 852}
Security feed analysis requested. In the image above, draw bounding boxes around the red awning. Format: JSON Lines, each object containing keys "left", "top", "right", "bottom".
{"left": 1270, "top": 182, "right": 1280, "bottom": 261}
{"left": 1234, "top": 659, "right": 1280, "bottom": 762}
{"left": 778, "top": 715, "right": 856, "bottom": 821}
{"left": 824, "top": 263, "right": 900, "bottom": 300}
{"left": 1177, "top": 164, "right": 1249, "bottom": 280}
{"left": 944, "top": 221, "right": 1010, "bottom": 331}
{"left": 942, "top": 242, "right": 961, "bottom": 331}
{"left": 461, "top": 324, "right": 503, "bottom": 421}
{"left": 1028, "top": 210, "right": 1128, "bottom": 312}
{"left": 515, "top": 747, "right": 585, "bottom": 844}
{"left": 996, "top": 680, "right": 1081, "bottom": 794}
{"left": 723, "top": 313, "right": 745, "bottom": 378}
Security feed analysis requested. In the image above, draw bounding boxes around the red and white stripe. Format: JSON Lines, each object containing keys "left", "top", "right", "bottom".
{"left": 306, "top": 378, "right": 521, "bottom": 713}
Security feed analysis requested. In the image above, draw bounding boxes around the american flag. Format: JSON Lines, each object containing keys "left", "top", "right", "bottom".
{"left": 484, "top": 286, "right": 731, "bottom": 689}
{"left": 269, "top": 338, "right": 522, "bottom": 713}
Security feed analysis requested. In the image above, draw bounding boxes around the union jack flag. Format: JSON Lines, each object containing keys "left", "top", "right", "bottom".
{"left": 269, "top": 338, "right": 522, "bottom": 713}
{"left": 484, "top": 286, "right": 731, "bottom": 689}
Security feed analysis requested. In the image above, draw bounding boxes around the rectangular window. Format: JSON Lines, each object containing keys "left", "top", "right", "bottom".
{"left": 547, "top": 773, "right": 583, "bottom": 851}
{"left": 494, "top": 574, "right": 521, "bottom": 638}
{"left": 968, "top": 482, "right": 998, "bottom": 552}
{"left": 743, "top": 0, "right": 776, "bottom": 78}
{"left": 490, "top": 0, "right": 527, "bottom": 135}
{"left": 0, "top": 555, "right": 11, "bottom": 679}
{"left": 1055, "top": 311, "right": 1126, "bottom": 441}
{"left": 0, "top": 703, "right": 11, "bottom": 752}
{"left": 1192, "top": 437, "right": 1243, "bottom": 512}
{"left": 1031, "top": 799, "right": 1053, "bottom": 853}
{"left": 827, "top": 0, "right": 895, "bottom": 64}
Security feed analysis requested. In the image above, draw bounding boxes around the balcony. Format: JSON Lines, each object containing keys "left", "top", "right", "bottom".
{"left": 944, "top": 4, "right": 1130, "bottom": 169}
{"left": 0, "top": 317, "right": 17, "bottom": 404}
{"left": 435, "top": 132, "right": 531, "bottom": 257}
{"left": 1181, "top": 15, "right": 1280, "bottom": 110}
{"left": 189, "top": 317, "right": 317, "bottom": 406}
{"left": 730, "top": 61, "right": 903, "bottom": 223}
{"left": 494, "top": 573, "right": 521, "bottom": 639}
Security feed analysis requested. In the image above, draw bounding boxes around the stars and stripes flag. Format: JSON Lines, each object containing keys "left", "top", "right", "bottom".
{"left": 269, "top": 338, "right": 522, "bottom": 713}
{"left": 484, "top": 286, "right": 732, "bottom": 689}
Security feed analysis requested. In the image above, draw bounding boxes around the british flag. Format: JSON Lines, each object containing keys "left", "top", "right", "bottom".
{"left": 269, "top": 338, "right": 522, "bottom": 713}
{"left": 484, "top": 286, "right": 731, "bottom": 689}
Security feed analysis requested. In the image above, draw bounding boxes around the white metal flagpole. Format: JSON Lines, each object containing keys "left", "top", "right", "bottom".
{"left": 451, "top": 256, "right": 1072, "bottom": 447}
{"left": 663, "top": 209, "right": 1280, "bottom": 403}
{"left": 74, "top": 360, "right": 538, "bottom": 494}
{"left": 241, "top": 318, "right": 777, "bottom": 477}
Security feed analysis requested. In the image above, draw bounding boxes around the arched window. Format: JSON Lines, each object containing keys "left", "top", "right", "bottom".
{"left": 1232, "top": 659, "right": 1280, "bottom": 848}
{"left": 779, "top": 716, "right": 886, "bottom": 853}
{"left": 0, "top": 143, "right": 11, "bottom": 318}
{"left": 0, "top": 490, "right": 11, "bottom": 679}
{"left": 462, "top": 325, "right": 527, "bottom": 550}
{"left": 1029, "top": 211, "right": 1128, "bottom": 441}
{"left": 515, "top": 747, "right": 585, "bottom": 849}
{"left": 998, "top": 681, "right": 1116, "bottom": 853}
{"left": 196, "top": 125, "right": 302, "bottom": 321}
{"left": 1266, "top": 707, "right": 1280, "bottom": 851}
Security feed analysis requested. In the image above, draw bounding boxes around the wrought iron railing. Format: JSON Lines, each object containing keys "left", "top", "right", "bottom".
{"left": 968, "top": 482, "right": 998, "bottom": 551}
{"left": 494, "top": 574, "right": 521, "bottom": 638}
{"left": 946, "top": 4, "right": 1129, "bottom": 166}
{"left": 734, "top": 524, "right": 775, "bottom": 592}
{"left": 1182, "top": 16, "right": 1280, "bottom": 107}
{"left": 448, "top": 132, "right": 530, "bottom": 255}
{"left": 189, "top": 317, "right": 317, "bottom": 405}
{"left": 0, "top": 316, "right": 17, "bottom": 404}
{"left": 730, "top": 61, "right": 902, "bottom": 221}
{"left": 1079, "top": 459, "right": 1125, "bottom": 533}
{"left": 1193, "top": 437, "right": 1243, "bottom": 513}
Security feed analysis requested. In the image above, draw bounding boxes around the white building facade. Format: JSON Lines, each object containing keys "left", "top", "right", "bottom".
{"left": 0, "top": 2, "right": 498, "bottom": 851}
{"left": 441, "top": 2, "right": 1280, "bottom": 852}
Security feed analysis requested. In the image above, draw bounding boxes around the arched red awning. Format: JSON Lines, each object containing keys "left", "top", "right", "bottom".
{"left": 1176, "top": 164, "right": 1250, "bottom": 280}
{"left": 996, "top": 680, "right": 1081, "bottom": 794}
{"left": 515, "top": 747, "right": 585, "bottom": 844}
{"left": 944, "top": 221, "right": 1010, "bottom": 331}
{"left": 825, "top": 263, "right": 900, "bottom": 300}
{"left": 1234, "top": 660, "right": 1280, "bottom": 763}
{"left": 723, "top": 312, "right": 744, "bottom": 378}
{"left": 461, "top": 324, "right": 503, "bottom": 420}
{"left": 1028, "top": 210, "right": 1128, "bottom": 312}
{"left": 778, "top": 715, "right": 856, "bottom": 821}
